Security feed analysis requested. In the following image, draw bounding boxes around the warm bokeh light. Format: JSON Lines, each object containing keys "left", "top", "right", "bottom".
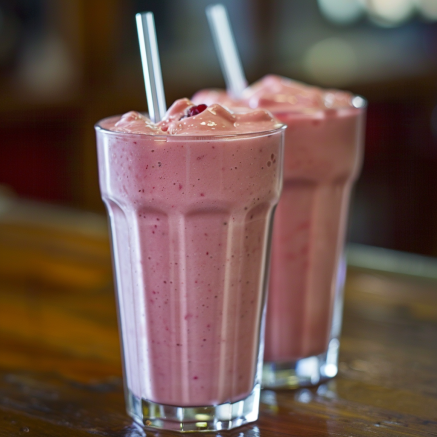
{"left": 366, "top": 0, "right": 415, "bottom": 26}
{"left": 317, "top": 0, "right": 365, "bottom": 25}
{"left": 303, "top": 37, "right": 358, "bottom": 86}
{"left": 415, "top": 0, "right": 437, "bottom": 20}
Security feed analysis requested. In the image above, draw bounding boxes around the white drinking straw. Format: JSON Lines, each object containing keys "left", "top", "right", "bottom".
{"left": 136, "top": 12, "right": 167, "bottom": 122}
{"left": 206, "top": 4, "right": 248, "bottom": 99}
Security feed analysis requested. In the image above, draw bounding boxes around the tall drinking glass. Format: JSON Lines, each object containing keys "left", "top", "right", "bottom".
{"left": 95, "top": 119, "right": 285, "bottom": 431}
{"left": 262, "top": 98, "right": 366, "bottom": 388}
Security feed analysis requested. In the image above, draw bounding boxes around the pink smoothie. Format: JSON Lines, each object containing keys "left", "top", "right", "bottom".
{"left": 193, "top": 76, "right": 365, "bottom": 363}
{"left": 95, "top": 99, "right": 285, "bottom": 406}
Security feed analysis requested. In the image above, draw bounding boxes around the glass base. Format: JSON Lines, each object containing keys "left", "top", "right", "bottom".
{"left": 262, "top": 338, "right": 340, "bottom": 389}
{"left": 126, "top": 384, "right": 260, "bottom": 432}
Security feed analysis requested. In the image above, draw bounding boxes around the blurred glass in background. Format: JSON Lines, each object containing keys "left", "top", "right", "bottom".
{"left": 1, "top": 0, "right": 437, "bottom": 257}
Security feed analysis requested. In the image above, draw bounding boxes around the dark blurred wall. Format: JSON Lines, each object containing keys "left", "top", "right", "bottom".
{"left": 1, "top": 0, "right": 437, "bottom": 256}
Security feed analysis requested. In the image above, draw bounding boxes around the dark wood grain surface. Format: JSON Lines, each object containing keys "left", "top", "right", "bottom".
{"left": 0, "top": 198, "right": 436, "bottom": 436}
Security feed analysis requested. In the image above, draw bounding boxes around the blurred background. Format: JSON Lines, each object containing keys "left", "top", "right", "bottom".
{"left": 1, "top": 0, "right": 437, "bottom": 256}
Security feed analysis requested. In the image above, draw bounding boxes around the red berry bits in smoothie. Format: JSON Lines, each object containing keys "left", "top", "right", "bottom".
{"left": 186, "top": 104, "right": 207, "bottom": 117}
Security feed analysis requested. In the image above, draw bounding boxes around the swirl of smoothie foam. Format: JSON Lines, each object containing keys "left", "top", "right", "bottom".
{"left": 193, "top": 74, "right": 356, "bottom": 113}
{"left": 193, "top": 76, "right": 365, "bottom": 381}
{"left": 96, "top": 98, "right": 285, "bottom": 406}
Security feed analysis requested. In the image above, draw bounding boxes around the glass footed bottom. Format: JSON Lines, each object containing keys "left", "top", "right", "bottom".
{"left": 127, "top": 383, "right": 260, "bottom": 432}
{"left": 262, "top": 338, "right": 340, "bottom": 389}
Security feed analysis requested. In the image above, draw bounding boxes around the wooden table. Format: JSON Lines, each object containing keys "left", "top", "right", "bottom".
{"left": 0, "top": 198, "right": 436, "bottom": 436}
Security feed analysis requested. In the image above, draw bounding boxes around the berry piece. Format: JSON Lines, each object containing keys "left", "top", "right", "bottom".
{"left": 186, "top": 104, "right": 207, "bottom": 117}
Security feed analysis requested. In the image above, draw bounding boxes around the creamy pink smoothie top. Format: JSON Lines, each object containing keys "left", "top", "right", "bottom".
{"left": 101, "top": 98, "right": 283, "bottom": 135}
{"left": 192, "top": 75, "right": 356, "bottom": 114}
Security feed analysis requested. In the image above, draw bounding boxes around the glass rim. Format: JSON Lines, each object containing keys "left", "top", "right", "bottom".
{"left": 266, "top": 95, "right": 367, "bottom": 117}
{"left": 95, "top": 115, "right": 287, "bottom": 141}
